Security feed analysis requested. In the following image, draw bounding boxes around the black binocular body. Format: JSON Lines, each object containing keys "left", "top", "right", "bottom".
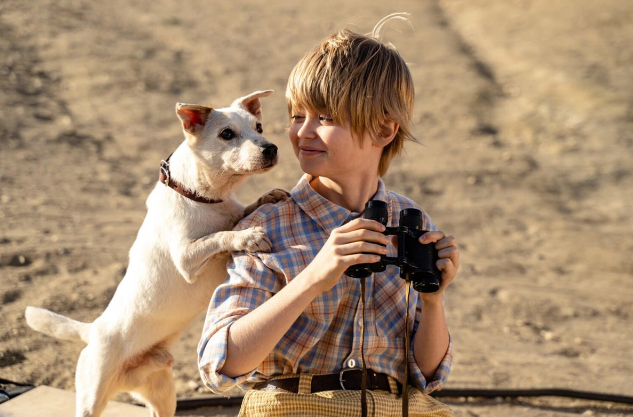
{"left": 344, "top": 200, "right": 441, "bottom": 293}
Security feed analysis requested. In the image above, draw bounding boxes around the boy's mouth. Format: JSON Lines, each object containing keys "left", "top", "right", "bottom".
{"left": 299, "top": 146, "right": 324, "bottom": 156}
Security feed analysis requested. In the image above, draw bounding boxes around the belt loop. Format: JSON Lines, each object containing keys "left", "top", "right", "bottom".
{"left": 387, "top": 376, "right": 399, "bottom": 395}
{"left": 298, "top": 374, "right": 313, "bottom": 394}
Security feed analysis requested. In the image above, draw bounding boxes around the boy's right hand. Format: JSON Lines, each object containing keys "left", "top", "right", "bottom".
{"left": 302, "top": 218, "right": 390, "bottom": 293}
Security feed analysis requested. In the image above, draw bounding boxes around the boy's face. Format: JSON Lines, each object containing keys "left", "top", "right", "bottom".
{"left": 288, "top": 108, "right": 383, "bottom": 181}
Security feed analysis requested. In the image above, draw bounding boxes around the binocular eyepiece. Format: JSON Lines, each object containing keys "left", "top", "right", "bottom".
{"left": 344, "top": 200, "right": 441, "bottom": 293}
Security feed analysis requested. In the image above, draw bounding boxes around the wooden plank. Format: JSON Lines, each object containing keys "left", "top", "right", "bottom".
{"left": 0, "top": 386, "right": 148, "bottom": 417}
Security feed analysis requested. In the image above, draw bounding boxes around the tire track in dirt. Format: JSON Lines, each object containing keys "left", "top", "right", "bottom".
{"left": 430, "top": 0, "right": 505, "bottom": 137}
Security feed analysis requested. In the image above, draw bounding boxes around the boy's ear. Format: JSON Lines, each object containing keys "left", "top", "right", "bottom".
{"left": 176, "top": 103, "right": 213, "bottom": 138}
{"left": 376, "top": 120, "right": 399, "bottom": 147}
{"left": 232, "top": 90, "right": 274, "bottom": 121}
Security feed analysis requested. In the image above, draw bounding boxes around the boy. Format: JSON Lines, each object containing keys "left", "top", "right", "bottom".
{"left": 199, "top": 16, "right": 459, "bottom": 416}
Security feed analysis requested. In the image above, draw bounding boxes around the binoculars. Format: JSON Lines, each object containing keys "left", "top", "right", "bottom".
{"left": 344, "top": 200, "right": 441, "bottom": 293}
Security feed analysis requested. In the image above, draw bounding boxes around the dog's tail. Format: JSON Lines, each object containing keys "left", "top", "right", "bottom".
{"left": 25, "top": 306, "right": 91, "bottom": 344}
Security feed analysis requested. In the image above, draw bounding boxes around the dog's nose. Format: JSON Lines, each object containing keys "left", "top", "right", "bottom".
{"left": 262, "top": 143, "right": 278, "bottom": 160}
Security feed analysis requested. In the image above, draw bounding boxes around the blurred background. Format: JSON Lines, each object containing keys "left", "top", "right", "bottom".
{"left": 1, "top": 0, "right": 632, "bottom": 415}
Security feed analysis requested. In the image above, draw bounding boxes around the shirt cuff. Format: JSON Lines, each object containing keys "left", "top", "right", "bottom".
{"left": 198, "top": 321, "right": 258, "bottom": 395}
{"left": 408, "top": 336, "right": 453, "bottom": 393}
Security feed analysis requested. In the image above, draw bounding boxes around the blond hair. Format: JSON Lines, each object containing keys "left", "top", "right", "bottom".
{"left": 286, "top": 14, "right": 416, "bottom": 176}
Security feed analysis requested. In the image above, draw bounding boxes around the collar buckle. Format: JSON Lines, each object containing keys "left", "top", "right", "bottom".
{"left": 160, "top": 159, "right": 171, "bottom": 187}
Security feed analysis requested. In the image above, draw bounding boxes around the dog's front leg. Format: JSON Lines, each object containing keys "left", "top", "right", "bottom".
{"left": 171, "top": 228, "right": 271, "bottom": 283}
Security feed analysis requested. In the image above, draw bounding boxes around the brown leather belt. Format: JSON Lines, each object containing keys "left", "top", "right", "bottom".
{"left": 253, "top": 369, "right": 402, "bottom": 394}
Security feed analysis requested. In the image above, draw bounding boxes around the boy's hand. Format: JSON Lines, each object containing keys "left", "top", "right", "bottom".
{"left": 304, "top": 219, "right": 390, "bottom": 293}
{"left": 419, "top": 231, "right": 459, "bottom": 301}
{"left": 389, "top": 231, "right": 459, "bottom": 300}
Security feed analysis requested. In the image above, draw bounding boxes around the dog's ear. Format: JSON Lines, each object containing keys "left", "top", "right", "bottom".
{"left": 232, "top": 90, "right": 273, "bottom": 121}
{"left": 176, "top": 103, "right": 213, "bottom": 135}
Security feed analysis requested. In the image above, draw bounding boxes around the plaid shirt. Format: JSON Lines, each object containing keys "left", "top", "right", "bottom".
{"left": 198, "top": 174, "right": 452, "bottom": 395}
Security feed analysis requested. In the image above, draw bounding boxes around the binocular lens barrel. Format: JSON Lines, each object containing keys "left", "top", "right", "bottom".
{"left": 404, "top": 238, "right": 441, "bottom": 293}
{"left": 365, "top": 200, "right": 389, "bottom": 225}
{"left": 399, "top": 208, "right": 423, "bottom": 230}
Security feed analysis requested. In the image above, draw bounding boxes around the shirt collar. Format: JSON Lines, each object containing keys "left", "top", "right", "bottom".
{"left": 291, "top": 174, "right": 391, "bottom": 235}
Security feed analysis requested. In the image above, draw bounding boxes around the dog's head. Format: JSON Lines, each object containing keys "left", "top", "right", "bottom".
{"left": 175, "top": 90, "right": 278, "bottom": 176}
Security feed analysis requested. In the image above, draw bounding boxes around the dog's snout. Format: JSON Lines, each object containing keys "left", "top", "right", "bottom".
{"left": 262, "top": 143, "right": 278, "bottom": 160}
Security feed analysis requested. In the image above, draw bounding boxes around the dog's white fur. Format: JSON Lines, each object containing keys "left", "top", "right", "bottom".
{"left": 25, "top": 90, "right": 287, "bottom": 417}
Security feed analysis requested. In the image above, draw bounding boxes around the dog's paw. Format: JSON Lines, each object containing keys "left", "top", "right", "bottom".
{"left": 234, "top": 227, "right": 272, "bottom": 253}
{"left": 257, "top": 188, "right": 291, "bottom": 206}
{"left": 243, "top": 189, "right": 290, "bottom": 217}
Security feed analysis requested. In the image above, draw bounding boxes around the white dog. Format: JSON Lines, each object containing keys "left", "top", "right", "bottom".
{"left": 25, "top": 90, "right": 287, "bottom": 417}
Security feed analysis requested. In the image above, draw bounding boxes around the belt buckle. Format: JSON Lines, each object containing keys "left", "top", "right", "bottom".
{"left": 339, "top": 367, "right": 362, "bottom": 390}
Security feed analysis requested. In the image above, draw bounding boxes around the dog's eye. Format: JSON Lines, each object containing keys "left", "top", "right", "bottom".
{"left": 220, "top": 129, "right": 236, "bottom": 140}
{"left": 256, "top": 123, "right": 263, "bottom": 134}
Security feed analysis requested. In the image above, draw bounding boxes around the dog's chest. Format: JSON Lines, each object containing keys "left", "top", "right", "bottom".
{"left": 146, "top": 188, "right": 242, "bottom": 237}
{"left": 192, "top": 205, "right": 241, "bottom": 235}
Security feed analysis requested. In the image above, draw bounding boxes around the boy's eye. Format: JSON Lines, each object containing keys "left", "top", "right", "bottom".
{"left": 291, "top": 115, "right": 305, "bottom": 121}
{"left": 319, "top": 114, "right": 333, "bottom": 122}
{"left": 256, "top": 123, "right": 263, "bottom": 134}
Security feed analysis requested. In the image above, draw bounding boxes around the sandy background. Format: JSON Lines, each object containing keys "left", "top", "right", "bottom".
{"left": 1, "top": 0, "right": 632, "bottom": 416}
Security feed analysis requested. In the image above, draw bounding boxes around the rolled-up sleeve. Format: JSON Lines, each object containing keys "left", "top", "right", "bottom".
{"left": 407, "top": 333, "right": 453, "bottom": 393}
{"left": 197, "top": 249, "right": 283, "bottom": 394}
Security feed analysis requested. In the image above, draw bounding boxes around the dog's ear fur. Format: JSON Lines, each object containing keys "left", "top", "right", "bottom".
{"left": 232, "top": 90, "right": 273, "bottom": 121}
{"left": 176, "top": 104, "right": 213, "bottom": 137}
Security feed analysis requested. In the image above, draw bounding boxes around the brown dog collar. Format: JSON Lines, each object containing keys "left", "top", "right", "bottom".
{"left": 159, "top": 155, "right": 223, "bottom": 204}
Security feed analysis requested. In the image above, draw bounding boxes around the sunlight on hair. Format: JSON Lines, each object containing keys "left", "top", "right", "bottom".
{"left": 370, "top": 12, "right": 413, "bottom": 40}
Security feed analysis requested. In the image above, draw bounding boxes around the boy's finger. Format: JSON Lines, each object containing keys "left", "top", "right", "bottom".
{"left": 345, "top": 253, "right": 383, "bottom": 266}
{"left": 437, "top": 258, "right": 456, "bottom": 278}
{"left": 434, "top": 235, "right": 457, "bottom": 250}
{"left": 419, "top": 231, "right": 445, "bottom": 244}
{"left": 438, "top": 245, "right": 457, "bottom": 259}
{"left": 438, "top": 246, "right": 460, "bottom": 269}
{"left": 340, "top": 218, "right": 386, "bottom": 232}
{"left": 332, "top": 228, "right": 389, "bottom": 247}
{"left": 343, "top": 241, "right": 389, "bottom": 256}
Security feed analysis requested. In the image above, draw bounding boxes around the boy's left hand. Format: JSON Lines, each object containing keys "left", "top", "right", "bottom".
{"left": 390, "top": 231, "right": 459, "bottom": 296}
{"left": 419, "top": 231, "right": 459, "bottom": 294}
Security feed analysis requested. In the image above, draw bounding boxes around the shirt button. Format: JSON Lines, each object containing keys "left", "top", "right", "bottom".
{"left": 358, "top": 318, "right": 363, "bottom": 326}
{"left": 347, "top": 359, "right": 356, "bottom": 368}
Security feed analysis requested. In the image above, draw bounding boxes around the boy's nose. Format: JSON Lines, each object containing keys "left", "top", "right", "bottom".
{"left": 297, "top": 118, "right": 318, "bottom": 139}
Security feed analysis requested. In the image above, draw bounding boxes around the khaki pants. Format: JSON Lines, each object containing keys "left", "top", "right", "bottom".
{"left": 238, "top": 376, "right": 454, "bottom": 417}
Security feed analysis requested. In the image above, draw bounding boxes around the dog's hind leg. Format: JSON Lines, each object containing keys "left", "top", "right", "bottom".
{"left": 132, "top": 368, "right": 177, "bottom": 417}
{"left": 120, "top": 345, "right": 174, "bottom": 390}
{"left": 75, "top": 342, "right": 123, "bottom": 417}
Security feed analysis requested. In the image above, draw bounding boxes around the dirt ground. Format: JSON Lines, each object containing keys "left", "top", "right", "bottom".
{"left": 1, "top": 0, "right": 632, "bottom": 416}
